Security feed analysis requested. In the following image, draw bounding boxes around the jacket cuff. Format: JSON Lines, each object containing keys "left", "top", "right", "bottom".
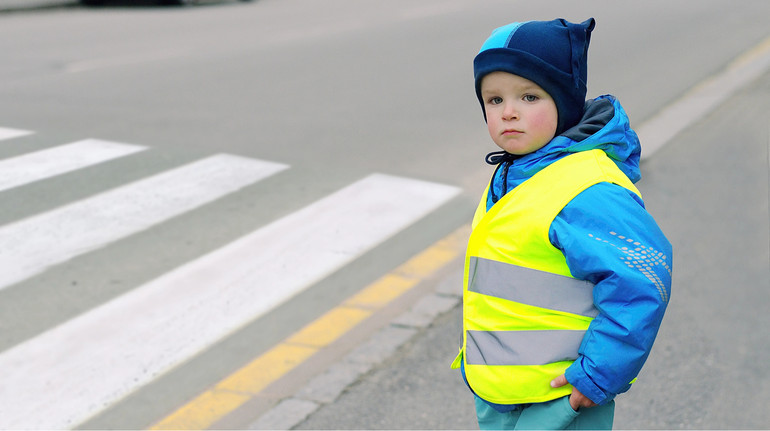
{"left": 565, "top": 358, "right": 613, "bottom": 405}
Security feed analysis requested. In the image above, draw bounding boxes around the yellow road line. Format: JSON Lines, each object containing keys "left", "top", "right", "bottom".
{"left": 149, "top": 225, "right": 468, "bottom": 430}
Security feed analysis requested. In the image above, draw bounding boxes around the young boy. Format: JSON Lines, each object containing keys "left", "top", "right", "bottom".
{"left": 451, "top": 18, "right": 672, "bottom": 430}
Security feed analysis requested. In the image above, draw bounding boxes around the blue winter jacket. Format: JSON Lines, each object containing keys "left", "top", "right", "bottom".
{"left": 479, "top": 95, "right": 672, "bottom": 407}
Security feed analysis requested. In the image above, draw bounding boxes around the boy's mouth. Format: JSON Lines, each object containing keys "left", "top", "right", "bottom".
{"left": 502, "top": 129, "right": 524, "bottom": 136}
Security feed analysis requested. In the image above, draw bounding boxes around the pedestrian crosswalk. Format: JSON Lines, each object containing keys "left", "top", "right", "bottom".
{"left": 0, "top": 127, "right": 461, "bottom": 429}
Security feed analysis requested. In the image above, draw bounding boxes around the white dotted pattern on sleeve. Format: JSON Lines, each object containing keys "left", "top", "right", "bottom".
{"left": 587, "top": 231, "right": 671, "bottom": 303}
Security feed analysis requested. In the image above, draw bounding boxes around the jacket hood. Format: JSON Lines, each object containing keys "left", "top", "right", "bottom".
{"left": 503, "top": 95, "right": 641, "bottom": 183}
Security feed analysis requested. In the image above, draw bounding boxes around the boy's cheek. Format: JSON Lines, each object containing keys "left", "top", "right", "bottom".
{"left": 486, "top": 118, "right": 499, "bottom": 136}
{"left": 530, "top": 112, "right": 558, "bottom": 138}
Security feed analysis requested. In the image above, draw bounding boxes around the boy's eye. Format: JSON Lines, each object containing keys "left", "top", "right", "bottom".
{"left": 488, "top": 96, "right": 503, "bottom": 105}
{"left": 523, "top": 94, "right": 539, "bottom": 102}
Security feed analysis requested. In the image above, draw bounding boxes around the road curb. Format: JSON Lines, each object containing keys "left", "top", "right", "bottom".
{"left": 638, "top": 34, "right": 770, "bottom": 160}
{"left": 246, "top": 269, "right": 463, "bottom": 430}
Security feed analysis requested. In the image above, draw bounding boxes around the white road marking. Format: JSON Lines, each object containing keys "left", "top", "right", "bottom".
{"left": 0, "top": 174, "right": 460, "bottom": 430}
{"left": 0, "top": 139, "right": 146, "bottom": 192}
{"left": 63, "top": 50, "right": 190, "bottom": 73}
{"left": 0, "top": 126, "right": 33, "bottom": 141}
{"left": 0, "top": 154, "right": 288, "bottom": 291}
{"left": 639, "top": 35, "right": 770, "bottom": 159}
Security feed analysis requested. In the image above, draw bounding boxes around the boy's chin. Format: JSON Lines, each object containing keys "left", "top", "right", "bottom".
{"left": 496, "top": 143, "right": 547, "bottom": 156}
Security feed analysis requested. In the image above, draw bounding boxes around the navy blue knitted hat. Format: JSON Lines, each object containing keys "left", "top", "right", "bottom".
{"left": 474, "top": 18, "right": 596, "bottom": 135}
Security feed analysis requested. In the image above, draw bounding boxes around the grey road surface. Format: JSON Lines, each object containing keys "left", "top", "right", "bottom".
{"left": 0, "top": 0, "right": 768, "bottom": 429}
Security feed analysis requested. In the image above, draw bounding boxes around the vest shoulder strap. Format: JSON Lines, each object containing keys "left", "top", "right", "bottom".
{"left": 475, "top": 149, "right": 640, "bottom": 228}
{"left": 519, "top": 149, "right": 640, "bottom": 218}
{"left": 469, "top": 150, "right": 641, "bottom": 273}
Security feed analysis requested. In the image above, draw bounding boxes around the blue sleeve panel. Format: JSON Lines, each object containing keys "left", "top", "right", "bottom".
{"left": 549, "top": 182, "right": 672, "bottom": 405}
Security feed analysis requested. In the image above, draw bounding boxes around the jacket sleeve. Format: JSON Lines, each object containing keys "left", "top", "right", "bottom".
{"left": 549, "top": 182, "right": 672, "bottom": 405}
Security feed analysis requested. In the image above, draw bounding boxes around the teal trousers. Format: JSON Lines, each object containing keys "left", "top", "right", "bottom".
{"left": 474, "top": 396, "right": 614, "bottom": 430}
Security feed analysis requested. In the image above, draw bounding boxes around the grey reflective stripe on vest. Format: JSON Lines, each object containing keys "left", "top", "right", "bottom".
{"left": 465, "top": 329, "right": 584, "bottom": 366}
{"left": 468, "top": 257, "right": 598, "bottom": 318}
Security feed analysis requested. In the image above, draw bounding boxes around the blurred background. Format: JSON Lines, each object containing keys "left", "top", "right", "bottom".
{"left": 0, "top": 0, "right": 768, "bottom": 429}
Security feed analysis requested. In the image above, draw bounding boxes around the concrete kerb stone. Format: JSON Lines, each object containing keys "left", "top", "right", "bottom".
{"left": 246, "top": 398, "right": 320, "bottom": 431}
{"left": 246, "top": 325, "right": 419, "bottom": 430}
{"left": 344, "top": 325, "right": 418, "bottom": 367}
{"left": 434, "top": 268, "right": 463, "bottom": 297}
{"left": 391, "top": 294, "right": 460, "bottom": 328}
{"left": 247, "top": 267, "right": 464, "bottom": 430}
{"left": 295, "top": 360, "right": 371, "bottom": 404}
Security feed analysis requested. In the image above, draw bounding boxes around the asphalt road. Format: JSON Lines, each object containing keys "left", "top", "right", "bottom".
{"left": 0, "top": 0, "right": 768, "bottom": 429}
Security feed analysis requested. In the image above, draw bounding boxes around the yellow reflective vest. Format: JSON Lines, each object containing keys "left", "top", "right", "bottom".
{"left": 453, "top": 149, "right": 641, "bottom": 405}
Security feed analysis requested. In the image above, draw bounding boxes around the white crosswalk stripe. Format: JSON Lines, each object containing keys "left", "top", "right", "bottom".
{"left": 0, "top": 127, "right": 460, "bottom": 430}
{"left": 0, "top": 126, "right": 33, "bottom": 141}
{"left": 0, "top": 139, "right": 146, "bottom": 192}
{"left": 0, "top": 153, "right": 288, "bottom": 290}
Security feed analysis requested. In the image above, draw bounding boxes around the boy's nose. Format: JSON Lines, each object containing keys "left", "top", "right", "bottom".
{"left": 503, "top": 105, "right": 519, "bottom": 120}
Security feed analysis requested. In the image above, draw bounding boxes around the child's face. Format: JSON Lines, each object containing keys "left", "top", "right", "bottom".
{"left": 480, "top": 72, "right": 558, "bottom": 155}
